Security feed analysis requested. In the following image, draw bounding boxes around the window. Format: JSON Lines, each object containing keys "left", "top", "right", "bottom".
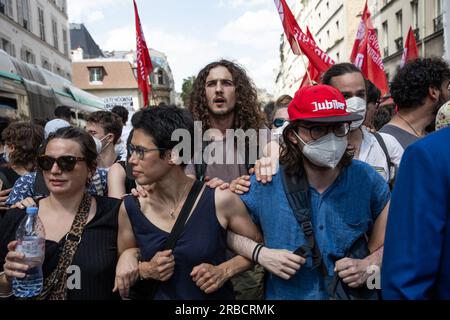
{"left": 62, "top": 28, "right": 68, "bottom": 55}
{"left": 157, "top": 69, "right": 164, "bottom": 85}
{"left": 38, "top": 7, "right": 45, "bottom": 41}
{"left": 411, "top": 0, "right": 419, "bottom": 28}
{"left": 21, "top": 47, "right": 35, "bottom": 64}
{"left": 17, "top": 0, "right": 31, "bottom": 31}
{"left": 52, "top": 19, "right": 58, "bottom": 50}
{"left": 436, "top": 0, "right": 443, "bottom": 15}
{"left": 0, "top": 0, "right": 13, "bottom": 18}
{"left": 1, "top": 38, "right": 15, "bottom": 57}
{"left": 89, "top": 67, "right": 104, "bottom": 83}
{"left": 396, "top": 10, "right": 403, "bottom": 38}
{"left": 382, "top": 21, "right": 389, "bottom": 55}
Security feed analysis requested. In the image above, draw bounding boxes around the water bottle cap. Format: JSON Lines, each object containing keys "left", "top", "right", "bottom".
{"left": 25, "top": 207, "right": 38, "bottom": 215}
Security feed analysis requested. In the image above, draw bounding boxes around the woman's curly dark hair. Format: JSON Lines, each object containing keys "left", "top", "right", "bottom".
{"left": 280, "top": 121, "right": 354, "bottom": 176}
{"left": 2, "top": 122, "right": 44, "bottom": 171}
{"left": 391, "top": 57, "right": 450, "bottom": 110}
{"left": 188, "top": 59, "right": 264, "bottom": 132}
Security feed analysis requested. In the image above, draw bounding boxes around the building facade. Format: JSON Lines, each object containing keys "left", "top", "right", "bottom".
{"left": 0, "top": 0, "right": 71, "bottom": 79}
{"left": 275, "top": 0, "right": 364, "bottom": 97}
{"left": 275, "top": 0, "right": 447, "bottom": 96}
{"left": 373, "top": 0, "right": 445, "bottom": 81}
{"left": 73, "top": 49, "right": 176, "bottom": 110}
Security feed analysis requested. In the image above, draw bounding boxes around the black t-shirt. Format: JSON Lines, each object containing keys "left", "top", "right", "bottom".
{"left": 0, "top": 166, "right": 20, "bottom": 190}
{"left": 0, "top": 196, "right": 122, "bottom": 300}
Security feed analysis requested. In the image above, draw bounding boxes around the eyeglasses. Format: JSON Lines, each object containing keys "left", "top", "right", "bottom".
{"left": 272, "top": 118, "right": 289, "bottom": 128}
{"left": 298, "top": 123, "right": 350, "bottom": 140}
{"left": 128, "top": 144, "right": 165, "bottom": 160}
{"left": 37, "top": 155, "right": 86, "bottom": 172}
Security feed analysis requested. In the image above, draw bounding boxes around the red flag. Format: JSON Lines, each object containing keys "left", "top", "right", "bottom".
{"left": 300, "top": 28, "right": 322, "bottom": 88}
{"left": 274, "top": 0, "right": 334, "bottom": 73}
{"left": 351, "top": 3, "right": 389, "bottom": 96}
{"left": 401, "top": 27, "right": 419, "bottom": 68}
{"left": 350, "top": 0, "right": 370, "bottom": 63}
{"left": 134, "top": 0, "right": 153, "bottom": 108}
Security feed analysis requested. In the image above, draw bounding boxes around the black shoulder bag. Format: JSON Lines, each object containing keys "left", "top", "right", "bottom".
{"left": 127, "top": 180, "right": 204, "bottom": 300}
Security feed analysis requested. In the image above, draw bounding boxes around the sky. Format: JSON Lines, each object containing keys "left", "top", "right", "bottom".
{"left": 67, "top": 0, "right": 295, "bottom": 94}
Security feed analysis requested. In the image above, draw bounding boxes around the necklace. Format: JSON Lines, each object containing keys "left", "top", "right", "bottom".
{"left": 168, "top": 181, "right": 190, "bottom": 220}
{"left": 397, "top": 113, "right": 422, "bottom": 137}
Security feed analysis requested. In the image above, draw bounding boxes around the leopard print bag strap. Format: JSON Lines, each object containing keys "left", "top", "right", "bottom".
{"left": 37, "top": 194, "right": 92, "bottom": 300}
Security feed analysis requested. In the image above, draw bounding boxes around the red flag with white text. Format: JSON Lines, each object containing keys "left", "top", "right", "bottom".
{"left": 300, "top": 28, "right": 322, "bottom": 87}
{"left": 134, "top": 0, "right": 153, "bottom": 108}
{"left": 351, "top": 2, "right": 389, "bottom": 95}
{"left": 350, "top": 0, "right": 370, "bottom": 63}
{"left": 401, "top": 27, "right": 419, "bottom": 68}
{"left": 274, "top": 0, "right": 334, "bottom": 73}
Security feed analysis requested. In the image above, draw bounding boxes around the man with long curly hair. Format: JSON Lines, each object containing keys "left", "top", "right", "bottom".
{"left": 185, "top": 59, "right": 274, "bottom": 300}
{"left": 380, "top": 58, "right": 450, "bottom": 150}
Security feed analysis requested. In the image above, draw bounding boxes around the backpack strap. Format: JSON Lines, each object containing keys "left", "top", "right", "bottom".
{"left": 194, "top": 140, "right": 210, "bottom": 181}
{"left": 280, "top": 165, "right": 326, "bottom": 276}
{"left": 372, "top": 132, "right": 395, "bottom": 187}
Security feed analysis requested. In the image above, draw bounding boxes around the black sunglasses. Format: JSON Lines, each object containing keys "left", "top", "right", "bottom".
{"left": 37, "top": 155, "right": 86, "bottom": 172}
{"left": 273, "top": 118, "right": 288, "bottom": 128}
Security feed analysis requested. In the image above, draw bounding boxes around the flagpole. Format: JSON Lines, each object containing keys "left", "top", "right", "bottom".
{"left": 295, "top": 39, "right": 313, "bottom": 85}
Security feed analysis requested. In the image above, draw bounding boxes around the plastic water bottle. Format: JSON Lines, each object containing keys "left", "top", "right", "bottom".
{"left": 13, "top": 207, "right": 46, "bottom": 298}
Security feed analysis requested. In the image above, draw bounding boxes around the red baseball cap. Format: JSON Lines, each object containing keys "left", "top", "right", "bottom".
{"left": 288, "top": 84, "right": 363, "bottom": 123}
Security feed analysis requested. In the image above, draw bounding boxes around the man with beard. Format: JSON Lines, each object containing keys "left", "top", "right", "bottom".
{"left": 185, "top": 60, "right": 276, "bottom": 299}
{"left": 380, "top": 58, "right": 450, "bottom": 150}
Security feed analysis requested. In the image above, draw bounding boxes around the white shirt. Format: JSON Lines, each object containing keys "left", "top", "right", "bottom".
{"left": 358, "top": 127, "right": 404, "bottom": 183}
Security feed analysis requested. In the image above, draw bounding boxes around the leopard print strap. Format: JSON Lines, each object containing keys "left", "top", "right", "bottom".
{"left": 38, "top": 193, "right": 92, "bottom": 300}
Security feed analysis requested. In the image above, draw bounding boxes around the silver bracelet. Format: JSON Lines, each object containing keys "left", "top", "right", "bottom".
{"left": 0, "top": 271, "right": 13, "bottom": 298}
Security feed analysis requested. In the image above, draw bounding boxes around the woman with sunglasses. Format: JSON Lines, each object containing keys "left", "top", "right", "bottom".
{"left": 0, "top": 127, "right": 121, "bottom": 300}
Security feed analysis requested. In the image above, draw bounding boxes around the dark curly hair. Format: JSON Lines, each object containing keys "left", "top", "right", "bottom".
{"left": 86, "top": 111, "right": 123, "bottom": 144}
{"left": 188, "top": 59, "right": 264, "bottom": 132}
{"left": 280, "top": 121, "right": 354, "bottom": 176}
{"left": 131, "top": 105, "right": 194, "bottom": 167}
{"left": 2, "top": 122, "right": 44, "bottom": 171}
{"left": 391, "top": 58, "right": 450, "bottom": 110}
{"left": 40, "top": 127, "right": 98, "bottom": 173}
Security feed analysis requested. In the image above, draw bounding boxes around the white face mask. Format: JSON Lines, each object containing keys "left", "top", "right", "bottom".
{"left": 346, "top": 97, "right": 367, "bottom": 130}
{"left": 293, "top": 131, "right": 348, "bottom": 169}
{"left": 92, "top": 135, "right": 110, "bottom": 155}
{"left": 3, "top": 146, "right": 10, "bottom": 162}
{"left": 272, "top": 121, "right": 289, "bottom": 141}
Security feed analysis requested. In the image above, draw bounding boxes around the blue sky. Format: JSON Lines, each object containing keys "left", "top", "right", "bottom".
{"left": 68, "top": 0, "right": 296, "bottom": 93}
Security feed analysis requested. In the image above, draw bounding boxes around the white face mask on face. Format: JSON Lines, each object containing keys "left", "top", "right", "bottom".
{"left": 272, "top": 120, "right": 290, "bottom": 141}
{"left": 346, "top": 97, "right": 367, "bottom": 130}
{"left": 92, "top": 135, "right": 110, "bottom": 155}
{"left": 293, "top": 131, "right": 348, "bottom": 169}
{"left": 3, "top": 146, "right": 10, "bottom": 162}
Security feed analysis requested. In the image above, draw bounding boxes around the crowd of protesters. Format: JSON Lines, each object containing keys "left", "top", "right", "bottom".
{"left": 0, "top": 56, "right": 449, "bottom": 300}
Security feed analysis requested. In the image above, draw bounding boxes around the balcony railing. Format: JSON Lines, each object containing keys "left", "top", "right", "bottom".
{"left": 395, "top": 37, "right": 403, "bottom": 51}
{"left": 383, "top": 47, "right": 389, "bottom": 57}
{"left": 434, "top": 15, "right": 443, "bottom": 32}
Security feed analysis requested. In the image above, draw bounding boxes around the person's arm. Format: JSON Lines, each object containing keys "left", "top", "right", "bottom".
{"left": 190, "top": 188, "right": 262, "bottom": 294}
{"left": 107, "top": 163, "right": 127, "bottom": 199}
{"left": 227, "top": 231, "right": 305, "bottom": 280}
{"left": 382, "top": 141, "right": 448, "bottom": 299}
{"left": 335, "top": 202, "right": 389, "bottom": 288}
